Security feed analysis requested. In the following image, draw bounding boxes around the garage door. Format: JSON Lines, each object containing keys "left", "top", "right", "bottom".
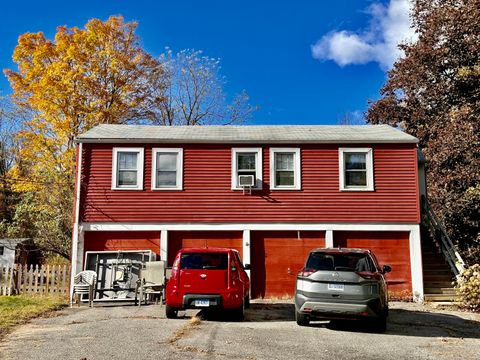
{"left": 167, "top": 231, "right": 243, "bottom": 266}
{"left": 84, "top": 231, "right": 160, "bottom": 258}
{"left": 251, "top": 231, "right": 325, "bottom": 299}
{"left": 333, "top": 231, "right": 411, "bottom": 292}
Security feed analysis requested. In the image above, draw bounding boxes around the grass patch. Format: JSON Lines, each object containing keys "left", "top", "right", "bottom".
{"left": 0, "top": 295, "right": 67, "bottom": 337}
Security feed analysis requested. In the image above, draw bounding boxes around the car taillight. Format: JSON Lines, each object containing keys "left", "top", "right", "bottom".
{"left": 170, "top": 266, "right": 178, "bottom": 279}
{"left": 171, "top": 257, "right": 180, "bottom": 282}
{"left": 356, "top": 271, "right": 382, "bottom": 281}
{"left": 298, "top": 268, "right": 316, "bottom": 277}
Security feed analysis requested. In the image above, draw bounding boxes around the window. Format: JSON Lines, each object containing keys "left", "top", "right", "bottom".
{"left": 152, "top": 148, "right": 183, "bottom": 190}
{"left": 180, "top": 253, "right": 228, "bottom": 270}
{"left": 112, "top": 148, "right": 144, "bottom": 190}
{"left": 339, "top": 148, "right": 374, "bottom": 191}
{"left": 231, "top": 148, "right": 262, "bottom": 190}
{"left": 269, "top": 148, "right": 301, "bottom": 190}
{"left": 306, "top": 252, "right": 376, "bottom": 272}
{"left": 0, "top": 246, "right": 4, "bottom": 256}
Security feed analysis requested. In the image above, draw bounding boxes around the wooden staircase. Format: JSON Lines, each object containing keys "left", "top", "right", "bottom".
{"left": 421, "top": 196, "right": 465, "bottom": 303}
{"left": 420, "top": 196, "right": 465, "bottom": 303}
{"left": 422, "top": 238, "right": 457, "bottom": 302}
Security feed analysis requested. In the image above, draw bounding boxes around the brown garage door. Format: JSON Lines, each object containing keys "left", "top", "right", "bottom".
{"left": 333, "top": 231, "right": 411, "bottom": 293}
{"left": 251, "top": 231, "right": 325, "bottom": 299}
{"left": 167, "top": 231, "right": 243, "bottom": 266}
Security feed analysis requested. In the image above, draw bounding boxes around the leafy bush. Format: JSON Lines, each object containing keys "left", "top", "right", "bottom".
{"left": 455, "top": 264, "right": 480, "bottom": 312}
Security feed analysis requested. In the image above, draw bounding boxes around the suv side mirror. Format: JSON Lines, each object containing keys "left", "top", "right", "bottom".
{"left": 382, "top": 265, "right": 392, "bottom": 274}
{"left": 244, "top": 264, "right": 251, "bottom": 270}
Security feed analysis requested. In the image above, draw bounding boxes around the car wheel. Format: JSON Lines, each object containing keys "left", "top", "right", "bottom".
{"left": 231, "top": 300, "right": 245, "bottom": 321}
{"left": 295, "top": 310, "right": 310, "bottom": 326}
{"left": 244, "top": 295, "right": 250, "bottom": 309}
{"left": 165, "top": 305, "right": 178, "bottom": 319}
{"left": 372, "top": 315, "right": 387, "bottom": 333}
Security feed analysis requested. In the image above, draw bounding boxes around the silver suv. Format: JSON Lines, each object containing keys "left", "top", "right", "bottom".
{"left": 295, "top": 248, "right": 391, "bottom": 332}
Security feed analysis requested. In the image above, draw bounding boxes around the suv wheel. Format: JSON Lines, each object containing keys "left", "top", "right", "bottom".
{"left": 165, "top": 305, "right": 178, "bottom": 319}
{"left": 244, "top": 295, "right": 250, "bottom": 309}
{"left": 371, "top": 314, "right": 387, "bottom": 333}
{"left": 295, "top": 310, "right": 310, "bottom": 326}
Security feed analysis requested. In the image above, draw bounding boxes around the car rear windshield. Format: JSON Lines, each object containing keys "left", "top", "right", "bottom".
{"left": 180, "top": 253, "right": 228, "bottom": 270}
{"left": 306, "top": 252, "right": 376, "bottom": 272}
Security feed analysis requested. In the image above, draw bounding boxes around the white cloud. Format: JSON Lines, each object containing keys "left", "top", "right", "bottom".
{"left": 311, "top": 0, "right": 416, "bottom": 70}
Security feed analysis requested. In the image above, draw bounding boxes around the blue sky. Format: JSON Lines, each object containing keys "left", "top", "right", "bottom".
{"left": 0, "top": 0, "right": 414, "bottom": 125}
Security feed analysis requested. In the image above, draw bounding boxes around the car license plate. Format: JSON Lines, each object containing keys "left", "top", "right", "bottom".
{"left": 194, "top": 299, "right": 210, "bottom": 307}
{"left": 327, "top": 283, "right": 345, "bottom": 291}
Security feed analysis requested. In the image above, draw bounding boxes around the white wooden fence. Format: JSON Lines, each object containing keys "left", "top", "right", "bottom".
{"left": 0, "top": 264, "right": 70, "bottom": 296}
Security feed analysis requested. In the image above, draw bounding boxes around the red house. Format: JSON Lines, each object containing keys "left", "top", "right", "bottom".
{"left": 72, "top": 124, "right": 425, "bottom": 301}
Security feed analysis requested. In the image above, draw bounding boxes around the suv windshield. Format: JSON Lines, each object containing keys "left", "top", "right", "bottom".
{"left": 180, "top": 253, "right": 228, "bottom": 270}
{"left": 306, "top": 252, "right": 376, "bottom": 272}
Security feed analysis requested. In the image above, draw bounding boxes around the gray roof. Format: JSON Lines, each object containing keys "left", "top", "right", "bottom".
{"left": 75, "top": 124, "right": 418, "bottom": 144}
{"left": 0, "top": 238, "right": 29, "bottom": 248}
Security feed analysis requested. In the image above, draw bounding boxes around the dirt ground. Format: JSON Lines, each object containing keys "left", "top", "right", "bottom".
{"left": 0, "top": 301, "right": 479, "bottom": 360}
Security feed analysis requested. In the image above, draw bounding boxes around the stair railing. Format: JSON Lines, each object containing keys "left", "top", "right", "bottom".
{"left": 420, "top": 195, "right": 466, "bottom": 276}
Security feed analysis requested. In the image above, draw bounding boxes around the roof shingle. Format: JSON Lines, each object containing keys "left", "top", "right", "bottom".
{"left": 75, "top": 124, "right": 418, "bottom": 144}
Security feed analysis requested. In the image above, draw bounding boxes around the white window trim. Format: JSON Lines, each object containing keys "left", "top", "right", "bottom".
{"left": 269, "top": 148, "right": 301, "bottom": 190}
{"left": 112, "top": 147, "right": 144, "bottom": 190}
{"left": 151, "top": 148, "right": 183, "bottom": 191}
{"left": 231, "top": 148, "right": 263, "bottom": 190}
{"left": 339, "top": 147, "right": 374, "bottom": 191}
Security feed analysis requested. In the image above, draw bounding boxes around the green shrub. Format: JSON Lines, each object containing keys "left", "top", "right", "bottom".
{"left": 455, "top": 264, "right": 480, "bottom": 312}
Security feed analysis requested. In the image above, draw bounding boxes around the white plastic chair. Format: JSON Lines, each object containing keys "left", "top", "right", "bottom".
{"left": 71, "top": 270, "right": 97, "bottom": 307}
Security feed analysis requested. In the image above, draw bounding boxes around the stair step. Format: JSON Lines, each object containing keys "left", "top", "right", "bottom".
{"left": 422, "top": 259, "right": 448, "bottom": 264}
{"left": 424, "top": 288, "right": 456, "bottom": 295}
{"left": 423, "top": 268, "right": 452, "bottom": 273}
{"left": 423, "top": 273, "right": 453, "bottom": 282}
{"left": 423, "top": 281, "right": 455, "bottom": 288}
{"left": 424, "top": 280, "right": 454, "bottom": 285}
{"left": 422, "top": 251, "right": 443, "bottom": 255}
{"left": 422, "top": 263, "right": 451, "bottom": 268}
{"left": 424, "top": 294, "right": 459, "bottom": 302}
{"left": 422, "top": 256, "right": 448, "bottom": 260}
{"left": 423, "top": 269, "right": 452, "bottom": 274}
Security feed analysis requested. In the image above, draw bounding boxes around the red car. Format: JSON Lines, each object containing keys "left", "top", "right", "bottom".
{"left": 165, "top": 248, "right": 250, "bottom": 320}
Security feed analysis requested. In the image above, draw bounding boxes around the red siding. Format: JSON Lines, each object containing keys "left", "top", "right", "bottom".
{"left": 167, "top": 231, "right": 243, "bottom": 266}
{"left": 251, "top": 231, "right": 325, "bottom": 298}
{"left": 80, "top": 143, "right": 419, "bottom": 223}
{"left": 333, "top": 231, "right": 411, "bottom": 292}
{"left": 83, "top": 231, "right": 160, "bottom": 258}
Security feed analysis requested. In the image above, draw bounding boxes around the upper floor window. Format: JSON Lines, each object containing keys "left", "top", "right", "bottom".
{"left": 231, "top": 148, "right": 262, "bottom": 190}
{"left": 112, "top": 148, "right": 144, "bottom": 190}
{"left": 0, "top": 246, "right": 4, "bottom": 256}
{"left": 152, "top": 148, "right": 183, "bottom": 190}
{"left": 269, "top": 148, "right": 301, "bottom": 190}
{"left": 339, "top": 148, "right": 374, "bottom": 191}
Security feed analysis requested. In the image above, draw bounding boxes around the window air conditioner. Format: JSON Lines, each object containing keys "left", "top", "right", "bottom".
{"left": 238, "top": 175, "right": 255, "bottom": 187}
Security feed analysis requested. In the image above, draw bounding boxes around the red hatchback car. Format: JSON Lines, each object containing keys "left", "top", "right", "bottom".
{"left": 165, "top": 248, "right": 250, "bottom": 320}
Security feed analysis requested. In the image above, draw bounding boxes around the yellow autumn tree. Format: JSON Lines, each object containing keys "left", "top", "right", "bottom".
{"left": 2, "top": 16, "right": 165, "bottom": 258}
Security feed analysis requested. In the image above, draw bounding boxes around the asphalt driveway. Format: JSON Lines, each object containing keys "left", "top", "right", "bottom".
{"left": 0, "top": 301, "right": 479, "bottom": 360}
